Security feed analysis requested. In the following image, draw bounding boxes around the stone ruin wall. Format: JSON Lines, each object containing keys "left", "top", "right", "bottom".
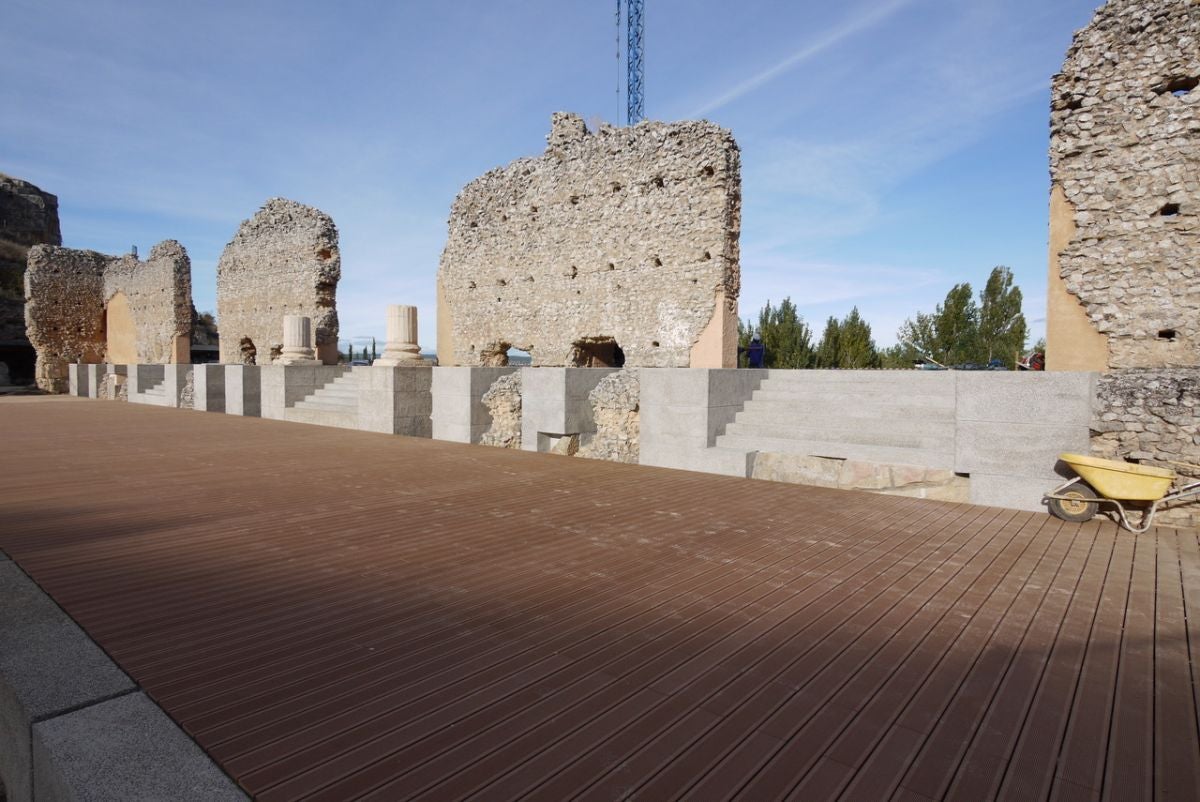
{"left": 1049, "top": 0, "right": 1200, "bottom": 370}
{"left": 578, "top": 369, "right": 640, "bottom": 464}
{"left": 1049, "top": 0, "right": 1200, "bottom": 526}
{"left": 0, "top": 174, "right": 61, "bottom": 380}
{"left": 480, "top": 372, "right": 522, "bottom": 449}
{"left": 24, "top": 242, "right": 192, "bottom": 393}
{"left": 437, "top": 112, "right": 741, "bottom": 369}
{"left": 1092, "top": 369, "right": 1199, "bottom": 528}
{"left": 216, "top": 198, "right": 340, "bottom": 366}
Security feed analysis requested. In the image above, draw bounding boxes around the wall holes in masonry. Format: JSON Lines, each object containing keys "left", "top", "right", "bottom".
{"left": 607, "top": 262, "right": 615, "bottom": 271}
{"left": 611, "top": 182, "right": 622, "bottom": 193}
{"left": 569, "top": 195, "right": 580, "bottom": 205}
{"left": 653, "top": 256, "right": 663, "bottom": 267}
{"left": 467, "top": 281, "right": 476, "bottom": 289}
{"left": 1157, "top": 76, "right": 1198, "bottom": 96}
{"left": 1158, "top": 329, "right": 1177, "bottom": 341}
{"left": 1160, "top": 203, "right": 1181, "bottom": 217}
{"left": 702, "top": 165, "right": 715, "bottom": 177}
{"left": 651, "top": 176, "right": 665, "bottom": 189}
{"left": 239, "top": 337, "right": 257, "bottom": 365}
{"left": 651, "top": 341, "right": 660, "bottom": 347}
{"left": 702, "top": 251, "right": 711, "bottom": 261}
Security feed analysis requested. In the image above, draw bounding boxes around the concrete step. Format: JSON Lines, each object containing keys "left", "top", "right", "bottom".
{"left": 292, "top": 399, "right": 357, "bottom": 412}
{"left": 761, "top": 370, "right": 954, "bottom": 385}
{"left": 714, "top": 433, "right": 955, "bottom": 470}
{"left": 739, "top": 397, "right": 956, "bottom": 420}
{"left": 724, "top": 420, "right": 954, "bottom": 449}
{"left": 285, "top": 405, "right": 358, "bottom": 430}
{"left": 750, "top": 387, "right": 956, "bottom": 408}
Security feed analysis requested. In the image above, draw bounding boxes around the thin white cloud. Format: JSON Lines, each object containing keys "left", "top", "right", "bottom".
{"left": 689, "top": 0, "right": 918, "bottom": 117}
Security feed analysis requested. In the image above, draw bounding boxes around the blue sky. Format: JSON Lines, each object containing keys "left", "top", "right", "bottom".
{"left": 2, "top": 0, "right": 1104, "bottom": 353}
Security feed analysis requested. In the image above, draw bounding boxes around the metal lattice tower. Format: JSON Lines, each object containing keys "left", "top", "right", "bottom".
{"left": 625, "top": 0, "right": 644, "bottom": 125}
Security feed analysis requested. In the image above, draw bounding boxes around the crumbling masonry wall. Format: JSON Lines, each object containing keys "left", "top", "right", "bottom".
{"left": 217, "top": 198, "right": 340, "bottom": 365}
{"left": 437, "top": 112, "right": 741, "bottom": 368}
{"left": 1, "top": 174, "right": 61, "bottom": 381}
{"left": 1048, "top": 0, "right": 1200, "bottom": 370}
{"left": 24, "top": 242, "right": 192, "bottom": 392}
{"left": 578, "top": 369, "right": 640, "bottom": 464}
{"left": 479, "top": 372, "right": 522, "bottom": 449}
{"left": 1092, "top": 369, "right": 1199, "bottom": 528}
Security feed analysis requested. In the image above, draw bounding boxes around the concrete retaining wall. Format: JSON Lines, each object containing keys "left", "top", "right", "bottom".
{"left": 640, "top": 368, "right": 768, "bottom": 476}
{"left": 431, "top": 367, "right": 517, "bottom": 444}
{"left": 520, "top": 367, "right": 616, "bottom": 452}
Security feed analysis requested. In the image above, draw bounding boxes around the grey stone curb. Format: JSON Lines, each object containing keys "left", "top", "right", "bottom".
{"left": 0, "top": 562, "right": 247, "bottom": 801}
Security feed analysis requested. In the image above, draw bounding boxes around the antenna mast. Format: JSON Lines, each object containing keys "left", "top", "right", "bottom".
{"left": 624, "top": 0, "right": 644, "bottom": 125}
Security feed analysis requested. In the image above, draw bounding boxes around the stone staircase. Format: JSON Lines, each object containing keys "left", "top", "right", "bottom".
{"left": 286, "top": 369, "right": 360, "bottom": 429}
{"left": 714, "top": 371, "right": 958, "bottom": 470}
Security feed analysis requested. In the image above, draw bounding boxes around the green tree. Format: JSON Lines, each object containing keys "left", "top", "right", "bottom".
{"left": 739, "top": 298, "right": 814, "bottom": 368}
{"left": 836, "top": 307, "right": 880, "bottom": 368}
{"left": 933, "top": 283, "right": 979, "bottom": 366}
{"left": 814, "top": 316, "right": 841, "bottom": 368}
{"left": 977, "top": 266, "right": 1027, "bottom": 368}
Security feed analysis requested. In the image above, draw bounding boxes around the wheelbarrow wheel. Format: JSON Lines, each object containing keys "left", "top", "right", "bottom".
{"left": 1049, "top": 481, "right": 1099, "bottom": 523}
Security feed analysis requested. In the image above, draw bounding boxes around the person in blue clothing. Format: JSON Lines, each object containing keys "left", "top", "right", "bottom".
{"left": 743, "top": 334, "right": 765, "bottom": 368}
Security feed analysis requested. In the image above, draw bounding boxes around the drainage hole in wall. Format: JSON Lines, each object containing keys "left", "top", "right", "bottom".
{"left": 651, "top": 341, "right": 660, "bottom": 347}
{"left": 651, "top": 175, "right": 665, "bottom": 189}
{"left": 1160, "top": 203, "right": 1181, "bottom": 217}
{"left": 1158, "top": 329, "right": 1177, "bottom": 341}
{"left": 607, "top": 262, "right": 615, "bottom": 271}
{"left": 702, "top": 165, "right": 715, "bottom": 177}
{"left": 653, "top": 256, "right": 663, "bottom": 267}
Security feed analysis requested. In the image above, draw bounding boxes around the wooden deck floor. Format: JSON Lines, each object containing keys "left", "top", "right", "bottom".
{"left": 2, "top": 395, "right": 1198, "bottom": 801}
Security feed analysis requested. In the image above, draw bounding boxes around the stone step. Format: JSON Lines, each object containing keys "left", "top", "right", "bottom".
{"left": 714, "top": 433, "right": 955, "bottom": 471}
{"left": 723, "top": 420, "right": 954, "bottom": 449}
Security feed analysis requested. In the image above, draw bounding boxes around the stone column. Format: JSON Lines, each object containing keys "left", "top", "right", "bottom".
{"left": 374, "top": 305, "right": 424, "bottom": 366}
{"left": 278, "top": 315, "right": 317, "bottom": 365}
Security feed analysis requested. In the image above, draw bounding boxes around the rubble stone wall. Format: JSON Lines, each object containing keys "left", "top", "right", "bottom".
{"left": 437, "top": 112, "right": 741, "bottom": 369}
{"left": 1092, "top": 369, "right": 1200, "bottom": 528}
{"left": 578, "top": 369, "right": 640, "bottom": 464}
{"left": 103, "top": 240, "right": 193, "bottom": 365}
{"left": 24, "top": 242, "right": 192, "bottom": 393}
{"left": 216, "top": 198, "right": 340, "bottom": 365}
{"left": 1, "top": 174, "right": 61, "bottom": 374}
{"left": 479, "top": 372, "right": 522, "bottom": 449}
{"left": 1048, "top": 0, "right": 1200, "bottom": 369}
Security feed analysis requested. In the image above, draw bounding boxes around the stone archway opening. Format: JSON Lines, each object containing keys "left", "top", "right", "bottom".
{"left": 569, "top": 337, "right": 625, "bottom": 368}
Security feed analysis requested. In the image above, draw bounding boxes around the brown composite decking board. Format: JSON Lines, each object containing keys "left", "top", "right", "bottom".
{"left": 1, "top": 396, "right": 1198, "bottom": 802}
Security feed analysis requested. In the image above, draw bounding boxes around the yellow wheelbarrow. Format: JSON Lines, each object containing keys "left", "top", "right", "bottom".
{"left": 1044, "top": 453, "right": 1200, "bottom": 533}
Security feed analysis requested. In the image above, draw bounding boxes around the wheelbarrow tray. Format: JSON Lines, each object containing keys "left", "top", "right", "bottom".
{"left": 1059, "top": 453, "right": 1175, "bottom": 501}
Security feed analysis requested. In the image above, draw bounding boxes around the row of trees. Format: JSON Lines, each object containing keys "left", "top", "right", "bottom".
{"left": 737, "top": 266, "right": 1031, "bottom": 370}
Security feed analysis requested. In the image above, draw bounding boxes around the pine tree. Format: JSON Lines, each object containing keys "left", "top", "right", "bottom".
{"left": 836, "top": 307, "right": 880, "bottom": 368}
{"left": 814, "top": 317, "right": 841, "bottom": 368}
